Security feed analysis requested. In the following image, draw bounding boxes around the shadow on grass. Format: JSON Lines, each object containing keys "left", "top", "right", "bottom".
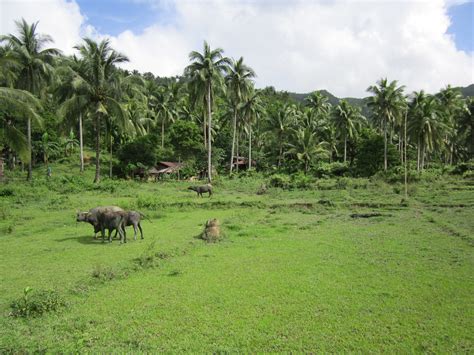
{"left": 56, "top": 235, "right": 120, "bottom": 245}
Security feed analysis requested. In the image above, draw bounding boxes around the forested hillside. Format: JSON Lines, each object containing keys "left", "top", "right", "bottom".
{"left": 1, "top": 19, "right": 473, "bottom": 183}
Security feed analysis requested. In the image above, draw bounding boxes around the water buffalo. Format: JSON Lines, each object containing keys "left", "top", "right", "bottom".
{"left": 188, "top": 184, "right": 212, "bottom": 197}
{"left": 122, "top": 211, "right": 145, "bottom": 240}
{"left": 97, "top": 210, "right": 127, "bottom": 243}
{"left": 76, "top": 206, "right": 124, "bottom": 239}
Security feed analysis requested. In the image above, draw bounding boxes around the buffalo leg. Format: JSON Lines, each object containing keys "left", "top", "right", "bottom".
{"left": 138, "top": 223, "right": 144, "bottom": 239}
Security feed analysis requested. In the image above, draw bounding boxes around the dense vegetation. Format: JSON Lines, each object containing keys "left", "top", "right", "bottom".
{"left": 1, "top": 19, "right": 473, "bottom": 183}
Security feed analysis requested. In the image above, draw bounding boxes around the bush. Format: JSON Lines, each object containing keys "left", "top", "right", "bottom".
{"left": 313, "top": 162, "right": 349, "bottom": 178}
{"left": 10, "top": 287, "right": 66, "bottom": 318}
{"left": 291, "top": 173, "right": 314, "bottom": 189}
{"left": 269, "top": 174, "right": 290, "bottom": 189}
{"left": 0, "top": 187, "right": 15, "bottom": 197}
{"left": 451, "top": 161, "right": 474, "bottom": 175}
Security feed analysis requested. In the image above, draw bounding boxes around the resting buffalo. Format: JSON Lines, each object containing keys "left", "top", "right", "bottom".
{"left": 188, "top": 184, "right": 212, "bottom": 197}
{"left": 76, "top": 206, "right": 124, "bottom": 239}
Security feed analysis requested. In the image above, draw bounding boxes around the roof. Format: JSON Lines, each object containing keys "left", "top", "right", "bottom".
{"left": 150, "top": 162, "right": 184, "bottom": 175}
{"left": 158, "top": 161, "right": 181, "bottom": 168}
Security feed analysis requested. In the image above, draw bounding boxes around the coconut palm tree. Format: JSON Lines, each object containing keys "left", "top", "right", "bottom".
{"left": 305, "top": 91, "right": 331, "bottom": 117}
{"left": 367, "top": 78, "right": 405, "bottom": 171}
{"left": 437, "top": 85, "right": 465, "bottom": 164}
{"left": 285, "top": 128, "right": 330, "bottom": 173}
{"left": 185, "top": 41, "right": 231, "bottom": 182}
{"left": 61, "top": 38, "right": 129, "bottom": 183}
{"left": 0, "top": 87, "right": 43, "bottom": 163}
{"left": 267, "top": 104, "right": 296, "bottom": 167}
{"left": 332, "top": 99, "right": 365, "bottom": 162}
{"left": 225, "top": 57, "right": 256, "bottom": 173}
{"left": 1, "top": 19, "right": 61, "bottom": 180}
{"left": 408, "top": 91, "right": 446, "bottom": 170}
{"left": 240, "top": 89, "right": 264, "bottom": 169}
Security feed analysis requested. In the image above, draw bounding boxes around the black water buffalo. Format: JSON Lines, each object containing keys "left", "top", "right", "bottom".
{"left": 76, "top": 206, "right": 124, "bottom": 239}
{"left": 97, "top": 210, "right": 127, "bottom": 243}
{"left": 188, "top": 184, "right": 212, "bottom": 197}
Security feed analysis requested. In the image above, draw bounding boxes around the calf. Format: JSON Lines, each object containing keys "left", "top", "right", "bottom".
{"left": 188, "top": 184, "right": 212, "bottom": 197}
{"left": 122, "top": 211, "right": 144, "bottom": 240}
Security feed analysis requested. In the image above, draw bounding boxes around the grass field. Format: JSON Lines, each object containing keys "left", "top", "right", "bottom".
{"left": 0, "top": 163, "right": 473, "bottom": 352}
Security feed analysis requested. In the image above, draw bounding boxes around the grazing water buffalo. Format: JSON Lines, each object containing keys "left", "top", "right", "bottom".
{"left": 188, "top": 184, "right": 213, "bottom": 197}
{"left": 97, "top": 211, "right": 127, "bottom": 243}
{"left": 76, "top": 206, "right": 124, "bottom": 239}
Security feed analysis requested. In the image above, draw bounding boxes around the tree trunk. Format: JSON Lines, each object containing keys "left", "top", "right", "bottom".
{"left": 248, "top": 123, "right": 252, "bottom": 170}
{"left": 344, "top": 135, "right": 347, "bottom": 163}
{"left": 161, "top": 118, "right": 165, "bottom": 148}
{"left": 383, "top": 117, "right": 388, "bottom": 171}
{"left": 109, "top": 134, "right": 113, "bottom": 179}
{"left": 404, "top": 110, "right": 408, "bottom": 199}
{"left": 421, "top": 144, "right": 425, "bottom": 170}
{"left": 26, "top": 117, "right": 32, "bottom": 181}
{"left": 417, "top": 137, "right": 421, "bottom": 171}
{"left": 236, "top": 132, "right": 240, "bottom": 173}
{"left": 278, "top": 138, "right": 283, "bottom": 168}
{"left": 79, "top": 113, "right": 84, "bottom": 173}
{"left": 207, "top": 82, "right": 212, "bottom": 183}
{"left": 94, "top": 115, "right": 101, "bottom": 183}
{"left": 229, "top": 108, "right": 237, "bottom": 174}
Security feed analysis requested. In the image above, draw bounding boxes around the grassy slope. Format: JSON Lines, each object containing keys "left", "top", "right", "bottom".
{"left": 0, "top": 161, "right": 473, "bottom": 352}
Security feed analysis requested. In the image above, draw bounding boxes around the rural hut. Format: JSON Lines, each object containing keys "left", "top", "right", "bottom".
{"left": 150, "top": 161, "right": 184, "bottom": 180}
{"left": 231, "top": 156, "right": 256, "bottom": 171}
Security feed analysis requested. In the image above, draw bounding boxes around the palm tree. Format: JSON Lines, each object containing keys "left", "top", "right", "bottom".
{"left": 1, "top": 19, "right": 60, "bottom": 180}
{"left": 267, "top": 104, "right": 296, "bottom": 167}
{"left": 332, "top": 99, "right": 365, "bottom": 163}
{"left": 61, "top": 38, "right": 129, "bottom": 183}
{"left": 437, "top": 85, "right": 465, "bottom": 164}
{"left": 185, "top": 41, "right": 231, "bottom": 182}
{"left": 0, "top": 87, "right": 43, "bottom": 163}
{"left": 285, "top": 128, "right": 330, "bottom": 173}
{"left": 408, "top": 91, "right": 446, "bottom": 170}
{"left": 305, "top": 91, "right": 330, "bottom": 117}
{"left": 225, "top": 57, "right": 256, "bottom": 173}
{"left": 367, "top": 78, "right": 405, "bottom": 171}
{"left": 240, "top": 89, "right": 264, "bottom": 169}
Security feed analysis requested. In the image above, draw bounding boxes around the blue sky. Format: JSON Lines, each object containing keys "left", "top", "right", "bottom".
{"left": 2, "top": 0, "right": 473, "bottom": 96}
{"left": 76, "top": 0, "right": 175, "bottom": 35}
{"left": 447, "top": 1, "right": 473, "bottom": 52}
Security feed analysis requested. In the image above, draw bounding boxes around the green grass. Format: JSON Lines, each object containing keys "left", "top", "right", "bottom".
{"left": 0, "top": 161, "right": 473, "bottom": 352}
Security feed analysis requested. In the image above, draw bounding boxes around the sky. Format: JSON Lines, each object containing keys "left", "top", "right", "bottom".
{"left": 1, "top": 0, "right": 473, "bottom": 98}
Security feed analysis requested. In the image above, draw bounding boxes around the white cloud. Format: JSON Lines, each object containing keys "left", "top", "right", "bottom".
{"left": 1, "top": 0, "right": 473, "bottom": 97}
{"left": 0, "top": 0, "right": 85, "bottom": 55}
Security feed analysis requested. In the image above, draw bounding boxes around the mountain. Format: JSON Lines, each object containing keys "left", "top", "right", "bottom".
{"left": 458, "top": 84, "right": 474, "bottom": 97}
{"left": 287, "top": 84, "right": 474, "bottom": 117}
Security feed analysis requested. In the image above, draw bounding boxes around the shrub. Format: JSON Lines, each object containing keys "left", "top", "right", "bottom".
{"left": 314, "top": 162, "right": 349, "bottom": 178}
{"left": 451, "top": 161, "right": 474, "bottom": 175}
{"left": 91, "top": 265, "right": 118, "bottom": 282}
{"left": 10, "top": 287, "right": 66, "bottom": 318}
{"left": 291, "top": 173, "right": 314, "bottom": 189}
{"left": 0, "top": 187, "right": 15, "bottom": 197}
{"left": 269, "top": 174, "right": 290, "bottom": 189}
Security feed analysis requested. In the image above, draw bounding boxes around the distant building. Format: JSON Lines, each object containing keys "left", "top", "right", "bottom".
{"left": 231, "top": 156, "right": 256, "bottom": 170}
{"left": 148, "top": 161, "right": 184, "bottom": 180}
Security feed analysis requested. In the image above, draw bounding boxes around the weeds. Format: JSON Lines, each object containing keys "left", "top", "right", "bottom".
{"left": 10, "top": 287, "right": 67, "bottom": 318}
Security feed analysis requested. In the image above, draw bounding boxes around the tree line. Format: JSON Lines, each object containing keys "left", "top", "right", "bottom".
{"left": 1, "top": 19, "right": 473, "bottom": 182}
